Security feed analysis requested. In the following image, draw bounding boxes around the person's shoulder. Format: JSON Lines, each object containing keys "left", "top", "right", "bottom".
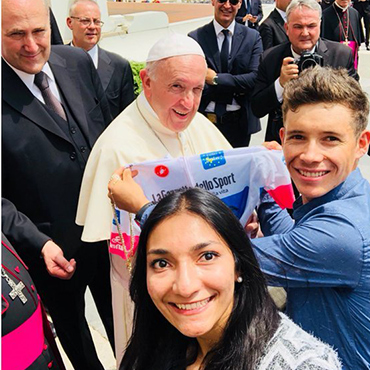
{"left": 50, "top": 45, "right": 92, "bottom": 69}
{"left": 260, "top": 13, "right": 275, "bottom": 27}
{"left": 99, "top": 47, "right": 131, "bottom": 67}
{"left": 258, "top": 313, "right": 342, "bottom": 370}
{"left": 236, "top": 22, "right": 259, "bottom": 38}
{"left": 51, "top": 44, "right": 88, "bottom": 60}
{"left": 322, "top": 4, "right": 334, "bottom": 14}
{"left": 348, "top": 6, "right": 360, "bottom": 17}
{"left": 188, "top": 21, "right": 212, "bottom": 38}
{"left": 320, "top": 38, "right": 352, "bottom": 55}
{"left": 261, "top": 41, "right": 289, "bottom": 59}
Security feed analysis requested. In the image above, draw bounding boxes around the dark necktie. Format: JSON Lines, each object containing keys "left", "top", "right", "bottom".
{"left": 220, "top": 29, "right": 230, "bottom": 73}
{"left": 34, "top": 71, "right": 67, "bottom": 121}
{"left": 215, "top": 30, "right": 230, "bottom": 117}
{"left": 246, "top": 0, "right": 251, "bottom": 14}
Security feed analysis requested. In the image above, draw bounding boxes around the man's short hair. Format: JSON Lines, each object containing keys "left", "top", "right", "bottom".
{"left": 286, "top": 0, "right": 322, "bottom": 21}
{"left": 69, "top": 0, "right": 99, "bottom": 16}
{"left": 145, "top": 60, "right": 162, "bottom": 81}
{"left": 282, "top": 66, "right": 369, "bottom": 137}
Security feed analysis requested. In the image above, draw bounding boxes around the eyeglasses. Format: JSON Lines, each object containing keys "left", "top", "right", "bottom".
{"left": 70, "top": 16, "right": 104, "bottom": 27}
{"left": 217, "top": 0, "right": 240, "bottom": 5}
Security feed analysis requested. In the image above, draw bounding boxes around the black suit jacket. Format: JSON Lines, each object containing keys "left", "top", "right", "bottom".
{"left": 97, "top": 47, "right": 135, "bottom": 120}
{"left": 236, "top": 0, "right": 263, "bottom": 29}
{"left": 189, "top": 21, "right": 263, "bottom": 135}
{"left": 2, "top": 45, "right": 111, "bottom": 261}
{"left": 259, "top": 9, "right": 289, "bottom": 50}
{"left": 251, "top": 38, "right": 358, "bottom": 142}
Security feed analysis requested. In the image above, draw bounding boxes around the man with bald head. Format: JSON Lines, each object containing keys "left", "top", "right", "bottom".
{"left": 76, "top": 33, "right": 231, "bottom": 365}
{"left": 2, "top": 0, "right": 114, "bottom": 368}
{"left": 67, "top": 0, "right": 135, "bottom": 119}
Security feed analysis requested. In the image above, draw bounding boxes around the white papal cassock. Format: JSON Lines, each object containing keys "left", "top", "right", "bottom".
{"left": 76, "top": 92, "right": 232, "bottom": 366}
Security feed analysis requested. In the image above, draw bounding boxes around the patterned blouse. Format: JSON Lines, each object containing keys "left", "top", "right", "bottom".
{"left": 257, "top": 313, "right": 342, "bottom": 369}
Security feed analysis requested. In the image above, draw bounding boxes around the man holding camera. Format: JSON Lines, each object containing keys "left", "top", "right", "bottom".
{"left": 251, "top": 0, "right": 358, "bottom": 143}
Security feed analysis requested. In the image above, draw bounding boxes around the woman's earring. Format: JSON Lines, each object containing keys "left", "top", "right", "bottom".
{"left": 237, "top": 276, "right": 243, "bottom": 283}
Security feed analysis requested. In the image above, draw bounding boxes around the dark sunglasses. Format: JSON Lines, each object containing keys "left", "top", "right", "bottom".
{"left": 217, "top": 0, "right": 240, "bottom": 5}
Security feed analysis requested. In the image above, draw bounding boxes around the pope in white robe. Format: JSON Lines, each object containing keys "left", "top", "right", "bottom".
{"left": 76, "top": 34, "right": 232, "bottom": 366}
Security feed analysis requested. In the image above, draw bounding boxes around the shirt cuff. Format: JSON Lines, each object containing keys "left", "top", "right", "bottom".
{"left": 274, "top": 78, "right": 284, "bottom": 103}
{"left": 135, "top": 202, "right": 156, "bottom": 229}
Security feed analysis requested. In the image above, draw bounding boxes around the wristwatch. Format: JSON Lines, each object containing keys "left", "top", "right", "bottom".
{"left": 212, "top": 75, "right": 219, "bottom": 86}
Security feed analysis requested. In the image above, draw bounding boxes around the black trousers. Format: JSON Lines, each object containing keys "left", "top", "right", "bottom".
{"left": 30, "top": 241, "right": 114, "bottom": 370}
{"left": 354, "top": 1, "right": 370, "bottom": 45}
{"left": 206, "top": 110, "right": 251, "bottom": 148}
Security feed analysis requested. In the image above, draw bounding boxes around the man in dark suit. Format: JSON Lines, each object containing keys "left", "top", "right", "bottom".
{"left": 259, "top": 0, "right": 291, "bottom": 50}
{"left": 251, "top": 0, "right": 358, "bottom": 143}
{"left": 236, "top": 0, "right": 263, "bottom": 29}
{"left": 2, "top": 0, "right": 114, "bottom": 369}
{"left": 50, "top": 7, "right": 64, "bottom": 45}
{"left": 67, "top": 0, "right": 135, "bottom": 119}
{"left": 189, "top": 0, "right": 263, "bottom": 147}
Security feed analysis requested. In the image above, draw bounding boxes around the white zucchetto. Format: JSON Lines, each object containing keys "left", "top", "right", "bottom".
{"left": 146, "top": 33, "right": 205, "bottom": 63}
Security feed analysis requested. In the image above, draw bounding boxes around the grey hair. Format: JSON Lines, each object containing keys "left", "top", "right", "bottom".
{"left": 145, "top": 60, "right": 164, "bottom": 81}
{"left": 69, "top": 0, "right": 99, "bottom": 16}
{"left": 286, "top": 0, "right": 322, "bottom": 21}
{"left": 145, "top": 56, "right": 207, "bottom": 81}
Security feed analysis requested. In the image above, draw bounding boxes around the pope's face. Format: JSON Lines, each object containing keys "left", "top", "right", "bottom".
{"left": 141, "top": 55, "right": 206, "bottom": 133}
{"left": 2, "top": 0, "right": 51, "bottom": 74}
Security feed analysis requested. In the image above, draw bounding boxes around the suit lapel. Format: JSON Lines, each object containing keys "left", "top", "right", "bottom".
{"left": 97, "top": 47, "right": 114, "bottom": 91}
{"left": 317, "top": 38, "right": 329, "bottom": 60}
{"left": 48, "top": 51, "right": 90, "bottom": 142}
{"left": 272, "top": 9, "right": 287, "bottom": 37}
{"left": 2, "top": 59, "right": 70, "bottom": 142}
{"left": 230, "top": 23, "right": 244, "bottom": 66}
{"left": 202, "top": 22, "right": 222, "bottom": 72}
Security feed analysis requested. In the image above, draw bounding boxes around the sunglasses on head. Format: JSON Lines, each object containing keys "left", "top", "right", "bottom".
{"left": 217, "top": 0, "right": 240, "bottom": 5}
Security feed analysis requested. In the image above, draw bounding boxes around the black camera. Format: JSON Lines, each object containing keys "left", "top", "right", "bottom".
{"left": 296, "top": 51, "right": 324, "bottom": 73}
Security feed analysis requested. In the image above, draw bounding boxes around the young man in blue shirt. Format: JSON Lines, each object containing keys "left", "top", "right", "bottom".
{"left": 107, "top": 67, "right": 370, "bottom": 369}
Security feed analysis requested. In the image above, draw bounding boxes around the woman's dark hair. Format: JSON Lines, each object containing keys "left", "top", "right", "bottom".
{"left": 120, "top": 188, "right": 280, "bottom": 370}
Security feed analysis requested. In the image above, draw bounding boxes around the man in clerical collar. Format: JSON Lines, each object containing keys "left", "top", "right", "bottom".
{"left": 251, "top": 0, "right": 358, "bottom": 144}
{"left": 67, "top": 0, "right": 134, "bottom": 119}
{"left": 321, "top": 0, "right": 364, "bottom": 66}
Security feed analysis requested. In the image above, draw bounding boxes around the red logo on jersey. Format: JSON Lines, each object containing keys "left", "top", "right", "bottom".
{"left": 154, "top": 165, "right": 169, "bottom": 177}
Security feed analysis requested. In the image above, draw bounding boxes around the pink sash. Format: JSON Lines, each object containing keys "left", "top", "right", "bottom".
{"left": 341, "top": 40, "right": 358, "bottom": 70}
{"left": 2, "top": 302, "right": 44, "bottom": 370}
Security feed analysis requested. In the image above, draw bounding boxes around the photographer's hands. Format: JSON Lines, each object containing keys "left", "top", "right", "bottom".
{"left": 279, "top": 57, "right": 299, "bottom": 87}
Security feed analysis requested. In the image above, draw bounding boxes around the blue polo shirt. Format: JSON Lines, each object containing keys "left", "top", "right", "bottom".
{"left": 253, "top": 168, "right": 370, "bottom": 369}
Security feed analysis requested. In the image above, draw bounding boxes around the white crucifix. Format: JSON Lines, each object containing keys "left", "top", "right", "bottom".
{"left": 9, "top": 280, "right": 28, "bottom": 304}
{"left": 2, "top": 267, "right": 27, "bottom": 304}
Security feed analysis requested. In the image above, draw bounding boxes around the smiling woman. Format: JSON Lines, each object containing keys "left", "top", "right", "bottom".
{"left": 119, "top": 188, "right": 341, "bottom": 370}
